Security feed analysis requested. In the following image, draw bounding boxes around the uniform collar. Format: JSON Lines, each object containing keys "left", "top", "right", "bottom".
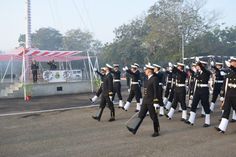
{"left": 148, "top": 74, "right": 153, "bottom": 80}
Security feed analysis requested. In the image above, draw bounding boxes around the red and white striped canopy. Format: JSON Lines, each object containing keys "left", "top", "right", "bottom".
{"left": 0, "top": 47, "right": 90, "bottom": 62}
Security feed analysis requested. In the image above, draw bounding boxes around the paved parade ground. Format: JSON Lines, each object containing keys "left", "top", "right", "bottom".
{"left": 0, "top": 93, "right": 236, "bottom": 157}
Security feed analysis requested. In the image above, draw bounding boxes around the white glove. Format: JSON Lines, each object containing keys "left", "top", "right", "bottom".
{"left": 185, "top": 65, "right": 189, "bottom": 69}
{"left": 210, "top": 61, "right": 214, "bottom": 66}
{"left": 186, "top": 86, "right": 189, "bottom": 91}
{"left": 163, "top": 86, "right": 166, "bottom": 90}
{"left": 109, "top": 96, "right": 113, "bottom": 101}
{"left": 220, "top": 97, "right": 224, "bottom": 102}
{"left": 209, "top": 90, "right": 213, "bottom": 94}
{"left": 195, "top": 57, "right": 199, "bottom": 62}
{"left": 122, "top": 66, "right": 128, "bottom": 71}
{"left": 220, "top": 71, "right": 226, "bottom": 76}
{"left": 225, "top": 60, "right": 230, "bottom": 67}
{"left": 93, "top": 68, "right": 97, "bottom": 72}
{"left": 162, "top": 68, "right": 166, "bottom": 72}
{"left": 190, "top": 95, "right": 193, "bottom": 100}
{"left": 168, "top": 62, "right": 173, "bottom": 67}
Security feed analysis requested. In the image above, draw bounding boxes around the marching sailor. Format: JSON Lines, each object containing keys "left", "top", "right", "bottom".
{"left": 166, "top": 63, "right": 188, "bottom": 121}
{"left": 210, "top": 62, "right": 225, "bottom": 112}
{"left": 153, "top": 64, "right": 165, "bottom": 116}
{"left": 90, "top": 67, "right": 106, "bottom": 103}
{"left": 123, "top": 64, "right": 142, "bottom": 112}
{"left": 111, "top": 64, "right": 123, "bottom": 108}
{"left": 216, "top": 57, "right": 236, "bottom": 133}
{"left": 126, "top": 64, "right": 160, "bottom": 137}
{"left": 92, "top": 64, "right": 115, "bottom": 122}
{"left": 163, "top": 66, "right": 173, "bottom": 105}
{"left": 186, "top": 60, "right": 212, "bottom": 127}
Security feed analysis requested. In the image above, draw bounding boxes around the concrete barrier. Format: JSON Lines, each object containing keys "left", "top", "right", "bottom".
{"left": 0, "top": 80, "right": 92, "bottom": 99}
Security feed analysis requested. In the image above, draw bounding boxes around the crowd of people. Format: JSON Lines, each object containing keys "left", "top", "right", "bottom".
{"left": 90, "top": 57, "right": 236, "bottom": 137}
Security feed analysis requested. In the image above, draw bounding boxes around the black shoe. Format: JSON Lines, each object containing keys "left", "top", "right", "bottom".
{"left": 180, "top": 118, "right": 186, "bottom": 121}
{"left": 89, "top": 98, "right": 94, "bottom": 104}
{"left": 151, "top": 132, "right": 160, "bottom": 137}
{"left": 92, "top": 116, "right": 100, "bottom": 121}
{"left": 122, "top": 107, "right": 127, "bottom": 111}
{"left": 203, "top": 124, "right": 210, "bottom": 127}
{"left": 135, "top": 109, "right": 139, "bottom": 112}
{"left": 185, "top": 120, "right": 193, "bottom": 125}
{"left": 200, "top": 114, "right": 205, "bottom": 118}
{"left": 178, "top": 110, "right": 182, "bottom": 113}
{"left": 215, "top": 127, "right": 225, "bottom": 134}
{"left": 230, "top": 119, "right": 236, "bottom": 123}
{"left": 164, "top": 113, "right": 169, "bottom": 118}
{"left": 108, "top": 117, "right": 115, "bottom": 122}
{"left": 126, "top": 126, "right": 136, "bottom": 135}
{"left": 159, "top": 114, "right": 164, "bottom": 117}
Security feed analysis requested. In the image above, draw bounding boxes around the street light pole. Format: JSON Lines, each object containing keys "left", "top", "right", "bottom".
{"left": 181, "top": 31, "right": 185, "bottom": 63}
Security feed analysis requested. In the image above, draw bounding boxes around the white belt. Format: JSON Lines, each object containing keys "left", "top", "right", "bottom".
{"left": 131, "top": 82, "right": 139, "bottom": 85}
{"left": 197, "top": 84, "right": 208, "bottom": 87}
{"left": 159, "top": 83, "right": 163, "bottom": 86}
{"left": 113, "top": 80, "right": 120, "bottom": 82}
{"left": 215, "top": 80, "right": 223, "bottom": 83}
{"left": 228, "top": 83, "right": 236, "bottom": 88}
{"left": 176, "top": 84, "right": 185, "bottom": 87}
{"left": 167, "top": 81, "right": 172, "bottom": 83}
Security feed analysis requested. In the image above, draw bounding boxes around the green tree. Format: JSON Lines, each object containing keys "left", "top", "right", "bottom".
{"left": 18, "top": 27, "right": 63, "bottom": 50}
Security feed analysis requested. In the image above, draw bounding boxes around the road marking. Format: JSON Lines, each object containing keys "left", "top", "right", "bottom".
{"left": 0, "top": 104, "right": 99, "bottom": 117}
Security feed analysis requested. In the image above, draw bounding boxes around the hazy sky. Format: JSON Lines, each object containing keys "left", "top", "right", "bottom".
{"left": 0, "top": 0, "right": 236, "bottom": 51}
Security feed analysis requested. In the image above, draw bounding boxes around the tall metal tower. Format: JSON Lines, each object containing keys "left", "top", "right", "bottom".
{"left": 25, "top": 0, "right": 32, "bottom": 48}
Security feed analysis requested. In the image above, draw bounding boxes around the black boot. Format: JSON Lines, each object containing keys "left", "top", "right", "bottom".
{"left": 152, "top": 121, "right": 160, "bottom": 137}
{"left": 108, "top": 110, "right": 115, "bottom": 122}
{"left": 126, "top": 117, "right": 143, "bottom": 135}
{"left": 92, "top": 108, "right": 104, "bottom": 121}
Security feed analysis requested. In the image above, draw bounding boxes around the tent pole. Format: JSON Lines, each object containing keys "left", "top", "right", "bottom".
{"left": 87, "top": 51, "right": 93, "bottom": 92}
{"left": 1, "top": 59, "right": 11, "bottom": 83}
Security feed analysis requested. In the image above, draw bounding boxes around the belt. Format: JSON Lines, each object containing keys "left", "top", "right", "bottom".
{"left": 131, "top": 82, "right": 139, "bottom": 85}
{"left": 159, "top": 83, "right": 163, "bottom": 86}
{"left": 197, "top": 84, "right": 208, "bottom": 87}
{"left": 215, "top": 80, "right": 223, "bottom": 83}
{"left": 167, "top": 81, "right": 172, "bottom": 83}
{"left": 228, "top": 83, "right": 236, "bottom": 88}
{"left": 113, "top": 79, "right": 120, "bottom": 82}
{"left": 176, "top": 84, "right": 185, "bottom": 87}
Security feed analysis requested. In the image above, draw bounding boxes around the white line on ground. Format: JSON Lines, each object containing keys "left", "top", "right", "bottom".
{"left": 0, "top": 104, "right": 99, "bottom": 117}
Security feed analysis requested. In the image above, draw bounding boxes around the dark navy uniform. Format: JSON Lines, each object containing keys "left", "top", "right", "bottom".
{"left": 186, "top": 61, "right": 211, "bottom": 127}
{"left": 123, "top": 68, "right": 142, "bottom": 111}
{"left": 92, "top": 72, "right": 115, "bottom": 121}
{"left": 216, "top": 64, "right": 236, "bottom": 133}
{"left": 111, "top": 70, "right": 122, "bottom": 101}
{"left": 166, "top": 65, "right": 187, "bottom": 120}
{"left": 31, "top": 63, "right": 39, "bottom": 83}
{"left": 126, "top": 73, "right": 160, "bottom": 137}
{"left": 210, "top": 65, "right": 225, "bottom": 111}
{"left": 164, "top": 70, "right": 173, "bottom": 101}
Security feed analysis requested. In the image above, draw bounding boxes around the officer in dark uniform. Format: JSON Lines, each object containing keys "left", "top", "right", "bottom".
{"left": 153, "top": 64, "right": 165, "bottom": 116}
{"left": 210, "top": 62, "right": 225, "bottom": 112}
{"left": 126, "top": 64, "right": 160, "bottom": 137}
{"left": 186, "top": 61, "right": 211, "bottom": 127}
{"left": 111, "top": 64, "right": 123, "bottom": 108}
{"left": 92, "top": 64, "right": 115, "bottom": 122}
{"left": 166, "top": 63, "right": 188, "bottom": 121}
{"left": 123, "top": 64, "right": 142, "bottom": 111}
{"left": 90, "top": 67, "right": 106, "bottom": 103}
{"left": 216, "top": 57, "right": 236, "bottom": 133}
{"left": 31, "top": 60, "right": 39, "bottom": 83}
